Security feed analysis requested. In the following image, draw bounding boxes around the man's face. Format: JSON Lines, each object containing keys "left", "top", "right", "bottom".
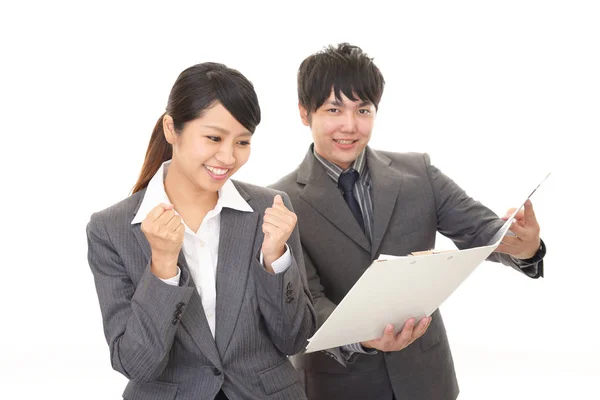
{"left": 300, "top": 90, "right": 376, "bottom": 170}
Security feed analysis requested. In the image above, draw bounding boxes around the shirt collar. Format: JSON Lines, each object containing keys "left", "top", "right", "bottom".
{"left": 131, "top": 160, "right": 253, "bottom": 225}
{"left": 312, "top": 144, "right": 368, "bottom": 182}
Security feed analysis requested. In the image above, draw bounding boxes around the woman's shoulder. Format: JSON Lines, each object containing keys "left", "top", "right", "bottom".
{"left": 88, "top": 189, "right": 146, "bottom": 228}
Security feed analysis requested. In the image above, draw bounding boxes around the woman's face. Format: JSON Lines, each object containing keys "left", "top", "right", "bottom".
{"left": 165, "top": 102, "right": 252, "bottom": 194}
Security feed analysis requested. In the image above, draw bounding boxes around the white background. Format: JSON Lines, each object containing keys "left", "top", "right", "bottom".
{"left": 0, "top": 1, "right": 598, "bottom": 399}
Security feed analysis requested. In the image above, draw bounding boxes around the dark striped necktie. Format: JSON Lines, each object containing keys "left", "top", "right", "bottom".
{"left": 338, "top": 169, "right": 365, "bottom": 232}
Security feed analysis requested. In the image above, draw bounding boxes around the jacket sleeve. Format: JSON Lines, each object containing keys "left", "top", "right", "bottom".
{"left": 253, "top": 192, "right": 318, "bottom": 355}
{"left": 425, "top": 153, "right": 544, "bottom": 278}
{"left": 86, "top": 212, "right": 195, "bottom": 381}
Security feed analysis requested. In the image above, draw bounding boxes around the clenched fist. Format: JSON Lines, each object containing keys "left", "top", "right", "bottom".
{"left": 261, "top": 195, "right": 297, "bottom": 272}
{"left": 141, "top": 203, "right": 185, "bottom": 279}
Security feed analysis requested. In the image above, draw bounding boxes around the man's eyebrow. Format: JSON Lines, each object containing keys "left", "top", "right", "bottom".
{"left": 324, "top": 99, "right": 372, "bottom": 107}
{"left": 325, "top": 99, "right": 344, "bottom": 107}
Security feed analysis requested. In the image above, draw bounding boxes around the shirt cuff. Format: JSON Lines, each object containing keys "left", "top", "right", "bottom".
{"left": 341, "top": 342, "right": 378, "bottom": 360}
{"left": 512, "top": 239, "right": 546, "bottom": 278}
{"left": 517, "top": 239, "right": 546, "bottom": 265}
{"left": 513, "top": 239, "right": 546, "bottom": 266}
{"left": 260, "top": 244, "right": 292, "bottom": 274}
{"left": 159, "top": 267, "right": 181, "bottom": 286}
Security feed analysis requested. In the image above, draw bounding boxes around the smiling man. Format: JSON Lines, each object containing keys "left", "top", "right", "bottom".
{"left": 270, "top": 43, "right": 546, "bottom": 400}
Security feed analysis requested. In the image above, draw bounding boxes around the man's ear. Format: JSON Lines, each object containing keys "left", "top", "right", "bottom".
{"left": 298, "top": 104, "right": 311, "bottom": 127}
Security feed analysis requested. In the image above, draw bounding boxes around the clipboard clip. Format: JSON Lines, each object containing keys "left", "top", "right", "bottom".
{"left": 410, "top": 249, "right": 456, "bottom": 256}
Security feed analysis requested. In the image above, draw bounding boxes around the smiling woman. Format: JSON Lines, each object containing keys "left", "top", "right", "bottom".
{"left": 86, "top": 62, "right": 316, "bottom": 400}
{"left": 132, "top": 63, "right": 260, "bottom": 195}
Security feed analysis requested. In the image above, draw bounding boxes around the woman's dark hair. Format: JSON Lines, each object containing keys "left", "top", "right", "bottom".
{"left": 132, "top": 62, "right": 261, "bottom": 194}
{"left": 297, "top": 43, "right": 385, "bottom": 116}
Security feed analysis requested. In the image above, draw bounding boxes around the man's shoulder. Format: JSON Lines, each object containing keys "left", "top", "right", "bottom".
{"left": 369, "top": 148, "right": 427, "bottom": 165}
{"left": 232, "top": 179, "right": 285, "bottom": 202}
{"left": 269, "top": 168, "right": 301, "bottom": 192}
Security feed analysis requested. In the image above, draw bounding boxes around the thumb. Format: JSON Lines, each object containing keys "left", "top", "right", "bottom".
{"left": 273, "top": 194, "right": 284, "bottom": 206}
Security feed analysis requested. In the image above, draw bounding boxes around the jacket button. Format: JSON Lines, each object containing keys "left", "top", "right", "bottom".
{"left": 286, "top": 282, "right": 292, "bottom": 290}
{"left": 174, "top": 309, "right": 183, "bottom": 318}
{"left": 172, "top": 318, "right": 179, "bottom": 325}
{"left": 176, "top": 302, "right": 185, "bottom": 310}
{"left": 213, "top": 368, "right": 222, "bottom": 376}
{"left": 286, "top": 296, "right": 294, "bottom": 303}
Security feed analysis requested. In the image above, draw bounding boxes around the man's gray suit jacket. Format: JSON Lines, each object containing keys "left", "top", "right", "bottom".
{"left": 270, "top": 147, "right": 543, "bottom": 400}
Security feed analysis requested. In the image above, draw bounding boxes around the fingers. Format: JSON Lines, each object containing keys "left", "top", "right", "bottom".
{"left": 504, "top": 200, "right": 537, "bottom": 225}
{"left": 495, "top": 236, "right": 523, "bottom": 256}
{"left": 142, "top": 204, "right": 184, "bottom": 239}
{"left": 264, "top": 208, "right": 296, "bottom": 229}
{"left": 156, "top": 208, "right": 177, "bottom": 227}
{"left": 390, "top": 317, "right": 428, "bottom": 351}
{"left": 171, "top": 223, "right": 185, "bottom": 242}
{"left": 264, "top": 195, "right": 297, "bottom": 231}
{"left": 503, "top": 207, "right": 525, "bottom": 222}
{"left": 261, "top": 221, "right": 277, "bottom": 236}
{"left": 163, "top": 222, "right": 185, "bottom": 243}
{"left": 362, "top": 324, "right": 396, "bottom": 350}
{"left": 509, "top": 221, "right": 528, "bottom": 238}
{"left": 379, "top": 324, "right": 397, "bottom": 348}
{"left": 146, "top": 203, "right": 174, "bottom": 222}
{"left": 166, "top": 213, "right": 183, "bottom": 232}
{"left": 363, "top": 317, "right": 431, "bottom": 352}
{"left": 508, "top": 217, "right": 539, "bottom": 242}
{"left": 411, "top": 317, "right": 432, "bottom": 340}
{"left": 502, "top": 207, "right": 518, "bottom": 221}
{"left": 396, "top": 318, "right": 416, "bottom": 347}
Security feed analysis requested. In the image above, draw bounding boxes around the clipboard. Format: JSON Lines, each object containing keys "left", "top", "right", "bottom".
{"left": 304, "top": 173, "right": 550, "bottom": 353}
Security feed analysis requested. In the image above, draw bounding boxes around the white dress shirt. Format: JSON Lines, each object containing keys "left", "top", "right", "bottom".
{"left": 131, "top": 160, "right": 291, "bottom": 338}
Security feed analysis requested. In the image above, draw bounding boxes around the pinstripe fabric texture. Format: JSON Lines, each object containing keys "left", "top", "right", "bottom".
{"left": 86, "top": 181, "right": 316, "bottom": 400}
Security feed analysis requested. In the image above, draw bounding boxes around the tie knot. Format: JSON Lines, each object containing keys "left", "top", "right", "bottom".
{"left": 338, "top": 169, "right": 360, "bottom": 194}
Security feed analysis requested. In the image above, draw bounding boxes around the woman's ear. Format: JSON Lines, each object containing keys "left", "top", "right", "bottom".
{"left": 163, "top": 114, "right": 178, "bottom": 144}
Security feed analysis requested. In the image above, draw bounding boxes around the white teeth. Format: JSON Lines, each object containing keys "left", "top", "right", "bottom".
{"left": 205, "top": 165, "right": 229, "bottom": 175}
{"left": 335, "top": 140, "right": 354, "bottom": 145}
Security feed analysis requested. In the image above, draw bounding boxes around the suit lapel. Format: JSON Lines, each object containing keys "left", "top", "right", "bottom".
{"left": 298, "top": 150, "right": 370, "bottom": 252}
{"left": 180, "top": 291, "right": 223, "bottom": 369}
{"left": 214, "top": 205, "right": 259, "bottom": 357}
{"left": 131, "top": 193, "right": 222, "bottom": 368}
{"left": 367, "top": 148, "right": 403, "bottom": 259}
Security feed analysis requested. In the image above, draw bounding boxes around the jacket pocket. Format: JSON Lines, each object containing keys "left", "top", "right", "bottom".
{"left": 259, "top": 358, "right": 300, "bottom": 395}
{"left": 123, "top": 380, "right": 178, "bottom": 400}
